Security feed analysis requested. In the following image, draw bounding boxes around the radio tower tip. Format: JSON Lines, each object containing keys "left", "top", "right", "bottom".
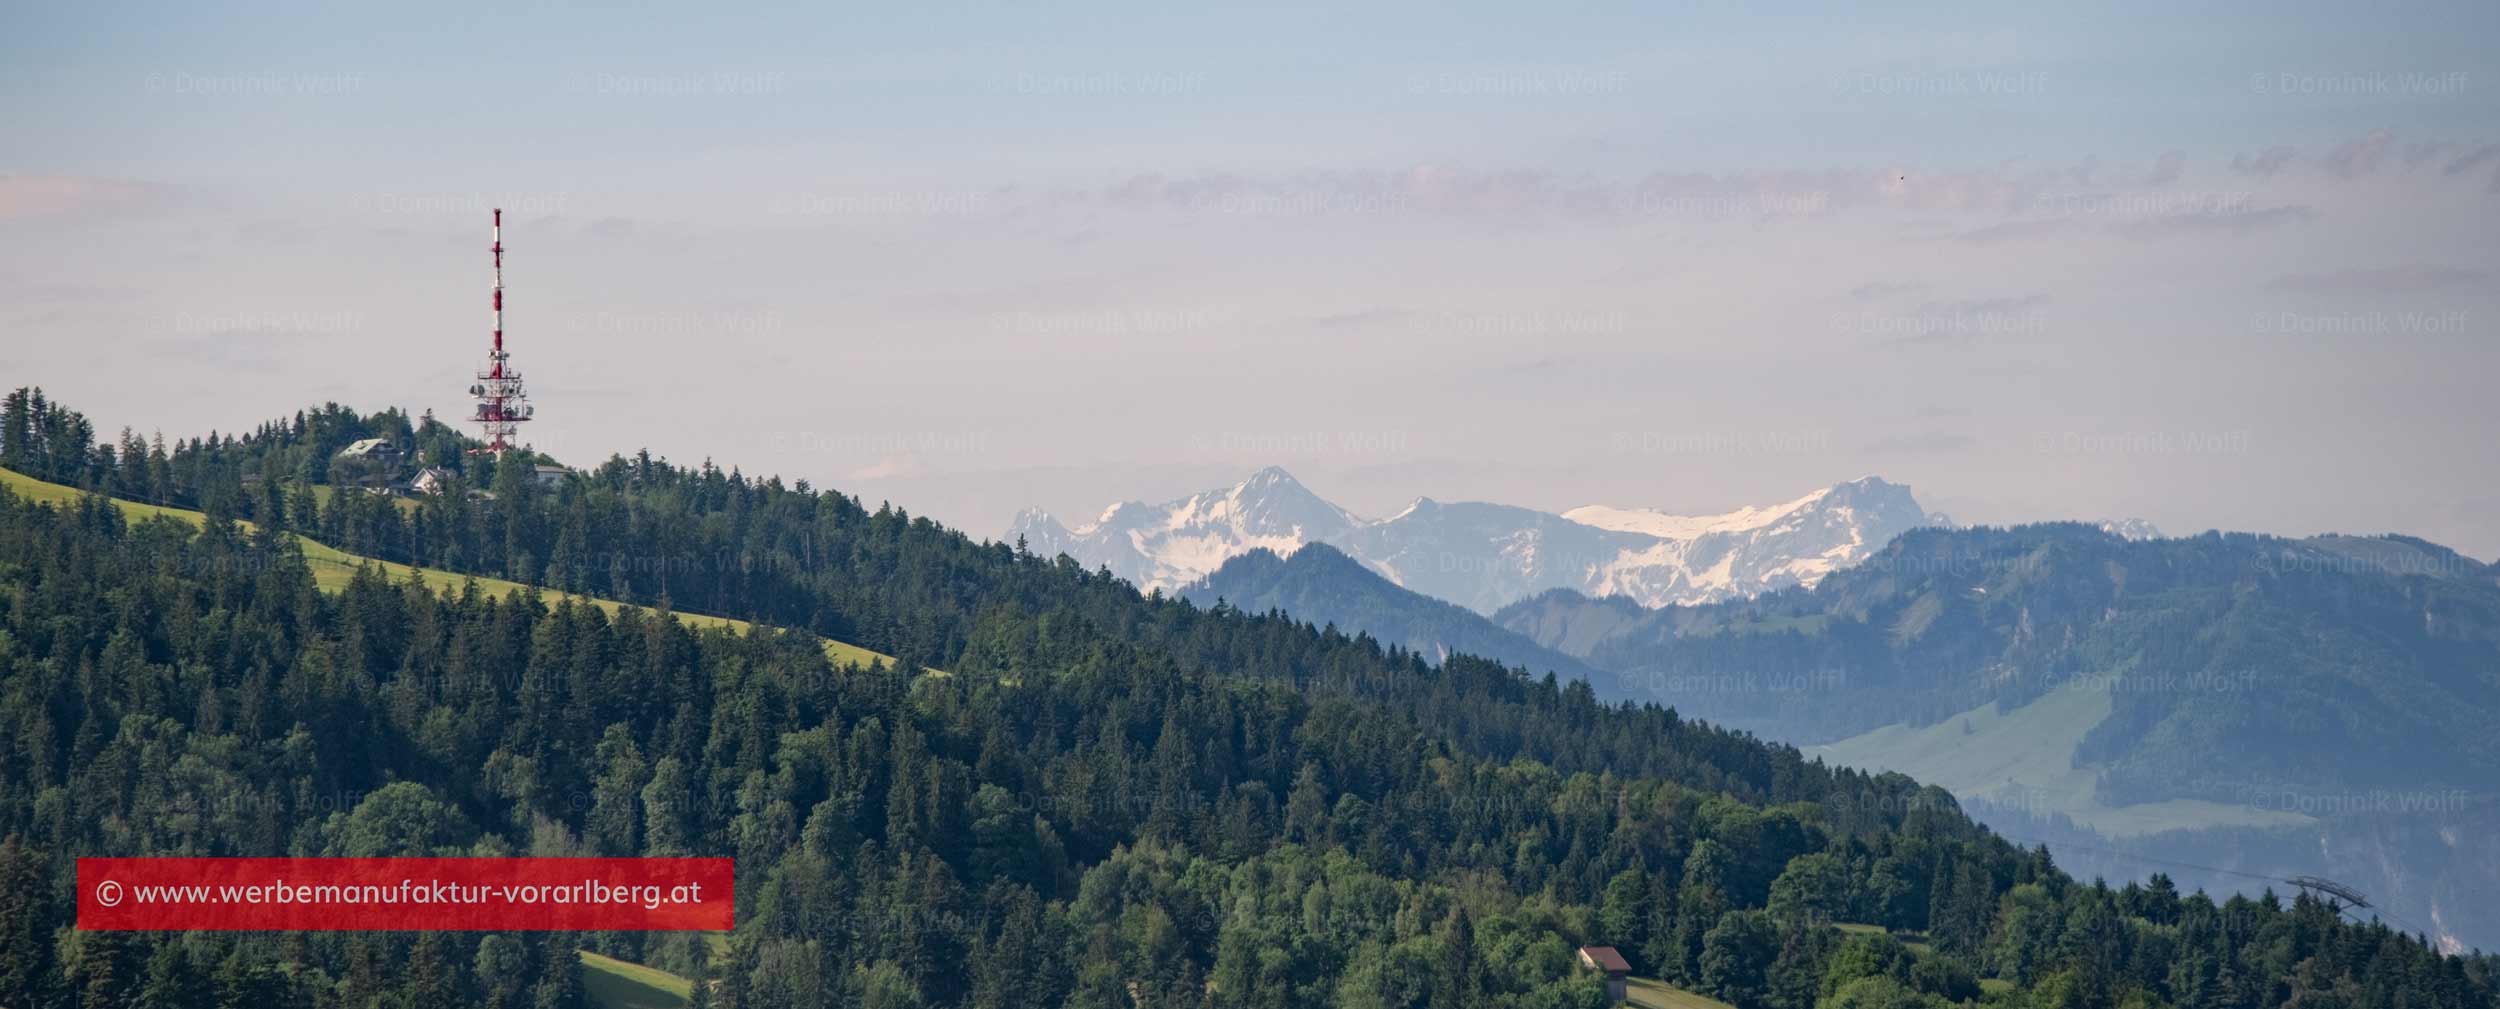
{"left": 468, "top": 208, "right": 533, "bottom": 457}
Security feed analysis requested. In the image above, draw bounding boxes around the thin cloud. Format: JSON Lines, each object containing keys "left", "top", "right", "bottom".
{"left": 1028, "top": 160, "right": 2112, "bottom": 223}
{"left": 851, "top": 454, "right": 928, "bottom": 480}
{"left": 1867, "top": 293, "right": 2053, "bottom": 349}
{"left": 2442, "top": 144, "right": 2500, "bottom": 176}
{"left": 2403, "top": 140, "right": 2454, "bottom": 170}
{"left": 2231, "top": 147, "right": 2296, "bottom": 177}
{"left": 2246, "top": 132, "right": 2500, "bottom": 188}
{"left": 0, "top": 175, "right": 174, "bottom": 220}
{"left": 1914, "top": 293, "right": 2052, "bottom": 315}
{"left": 1847, "top": 281, "right": 1924, "bottom": 302}
{"left": 2147, "top": 150, "right": 2185, "bottom": 185}
{"left": 2266, "top": 265, "right": 2490, "bottom": 294}
{"left": 1313, "top": 308, "right": 1411, "bottom": 328}
{"left": 1864, "top": 431, "right": 1979, "bottom": 454}
{"left": 963, "top": 142, "right": 2491, "bottom": 232}
{"left": 1950, "top": 218, "right": 2070, "bottom": 244}
{"left": 2114, "top": 204, "right": 2312, "bottom": 239}
{"left": 147, "top": 332, "right": 318, "bottom": 373}
{"left": 2324, "top": 130, "right": 2395, "bottom": 179}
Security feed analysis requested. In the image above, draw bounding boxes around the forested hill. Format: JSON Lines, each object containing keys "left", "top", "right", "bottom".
{"left": 1491, "top": 523, "right": 2500, "bottom": 951}
{"left": 1493, "top": 522, "right": 2500, "bottom": 806}
{"left": 1, "top": 387, "right": 2494, "bottom": 1009}
{"left": 1183, "top": 543, "right": 1614, "bottom": 685}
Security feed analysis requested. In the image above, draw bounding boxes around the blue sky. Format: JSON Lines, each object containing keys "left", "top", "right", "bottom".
{"left": 5, "top": 0, "right": 2499, "bottom": 553}
{"left": 11, "top": 1, "right": 2494, "bottom": 174}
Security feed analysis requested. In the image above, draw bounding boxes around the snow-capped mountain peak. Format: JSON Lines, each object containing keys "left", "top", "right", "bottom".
{"left": 1562, "top": 484, "right": 1838, "bottom": 539}
{"left": 1240, "top": 464, "right": 1302, "bottom": 490}
{"left": 2098, "top": 518, "right": 2164, "bottom": 541}
{"left": 1006, "top": 467, "right": 1363, "bottom": 591}
{"left": 1009, "top": 471, "right": 1938, "bottom": 613}
{"left": 1527, "top": 475, "right": 1930, "bottom": 611}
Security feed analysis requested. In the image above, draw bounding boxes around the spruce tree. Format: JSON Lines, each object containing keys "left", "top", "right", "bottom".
{"left": 0, "top": 835, "right": 61, "bottom": 1009}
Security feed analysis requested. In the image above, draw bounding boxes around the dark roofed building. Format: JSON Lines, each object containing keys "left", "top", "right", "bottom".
{"left": 1577, "top": 946, "right": 1631, "bottom": 1002}
{"left": 337, "top": 438, "right": 400, "bottom": 464}
{"left": 332, "top": 438, "right": 404, "bottom": 491}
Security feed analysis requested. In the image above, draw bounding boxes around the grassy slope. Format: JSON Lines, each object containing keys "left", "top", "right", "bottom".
{"left": 1806, "top": 680, "right": 2314, "bottom": 838}
{"left": 1626, "top": 977, "right": 1739, "bottom": 1009}
{"left": 580, "top": 952, "right": 691, "bottom": 1009}
{"left": 0, "top": 467, "right": 893, "bottom": 671}
{"left": 1833, "top": 922, "right": 1934, "bottom": 956}
{"left": 310, "top": 483, "right": 420, "bottom": 515}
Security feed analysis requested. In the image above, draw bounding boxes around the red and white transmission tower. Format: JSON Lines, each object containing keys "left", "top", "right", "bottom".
{"left": 468, "top": 208, "right": 533, "bottom": 456}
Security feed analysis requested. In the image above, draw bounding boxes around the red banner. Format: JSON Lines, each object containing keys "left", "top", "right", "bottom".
{"left": 77, "top": 857, "right": 733, "bottom": 931}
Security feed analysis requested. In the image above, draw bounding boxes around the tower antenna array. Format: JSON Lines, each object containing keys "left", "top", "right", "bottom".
{"left": 469, "top": 208, "right": 533, "bottom": 456}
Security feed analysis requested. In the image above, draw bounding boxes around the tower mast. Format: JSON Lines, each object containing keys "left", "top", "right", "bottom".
{"left": 469, "top": 208, "right": 532, "bottom": 456}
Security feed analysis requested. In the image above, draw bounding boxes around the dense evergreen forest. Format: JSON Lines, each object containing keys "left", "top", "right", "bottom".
{"left": 0, "top": 388, "right": 2493, "bottom": 1009}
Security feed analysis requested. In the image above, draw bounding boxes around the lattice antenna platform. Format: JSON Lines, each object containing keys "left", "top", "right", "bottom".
{"left": 467, "top": 208, "right": 533, "bottom": 456}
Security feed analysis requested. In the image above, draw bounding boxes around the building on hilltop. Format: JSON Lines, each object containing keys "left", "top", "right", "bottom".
{"left": 337, "top": 438, "right": 401, "bottom": 466}
{"left": 408, "top": 466, "right": 456, "bottom": 495}
{"left": 332, "top": 438, "right": 403, "bottom": 491}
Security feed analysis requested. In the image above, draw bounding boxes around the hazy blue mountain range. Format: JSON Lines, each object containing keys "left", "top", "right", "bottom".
{"left": 1009, "top": 468, "right": 2500, "bottom": 945}
{"left": 1181, "top": 543, "right": 1613, "bottom": 684}
{"left": 1150, "top": 505, "right": 2500, "bottom": 950}
{"left": 1495, "top": 523, "right": 2500, "bottom": 951}
{"left": 1494, "top": 525, "right": 2500, "bottom": 795}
